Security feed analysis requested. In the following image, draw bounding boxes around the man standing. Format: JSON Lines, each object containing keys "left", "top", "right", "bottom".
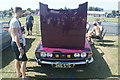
{"left": 9, "top": 7, "right": 28, "bottom": 78}
{"left": 26, "top": 12, "right": 34, "bottom": 36}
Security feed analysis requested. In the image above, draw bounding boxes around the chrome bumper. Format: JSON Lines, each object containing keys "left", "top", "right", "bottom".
{"left": 35, "top": 57, "right": 94, "bottom": 65}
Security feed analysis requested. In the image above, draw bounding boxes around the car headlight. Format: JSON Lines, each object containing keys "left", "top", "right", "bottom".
{"left": 81, "top": 52, "right": 87, "bottom": 58}
{"left": 74, "top": 53, "right": 80, "bottom": 57}
{"left": 40, "top": 52, "right": 46, "bottom": 57}
{"left": 47, "top": 52, "right": 53, "bottom": 57}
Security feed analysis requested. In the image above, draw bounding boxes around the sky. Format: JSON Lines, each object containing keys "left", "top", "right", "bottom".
{"left": 0, "top": 0, "right": 119, "bottom": 11}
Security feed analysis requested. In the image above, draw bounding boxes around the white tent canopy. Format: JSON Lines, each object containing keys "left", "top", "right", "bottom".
{"left": 88, "top": 11, "right": 105, "bottom": 15}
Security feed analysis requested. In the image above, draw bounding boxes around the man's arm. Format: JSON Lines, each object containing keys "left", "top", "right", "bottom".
{"left": 32, "top": 16, "right": 34, "bottom": 24}
{"left": 32, "top": 20, "right": 34, "bottom": 24}
{"left": 26, "top": 17, "right": 27, "bottom": 22}
{"left": 12, "top": 28, "right": 21, "bottom": 48}
{"left": 8, "top": 28, "right": 11, "bottom": 36}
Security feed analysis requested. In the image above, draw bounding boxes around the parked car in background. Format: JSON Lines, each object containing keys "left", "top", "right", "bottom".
{"left": 106, "top": 14, "right": 115, "bottom": 18}
{"left": 0, "top": 21, "right": 11, "bottom": 50}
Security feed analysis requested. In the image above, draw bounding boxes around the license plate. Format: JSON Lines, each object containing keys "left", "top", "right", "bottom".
{"left": 52, "top": 63, "right": 75, "bottom": 68}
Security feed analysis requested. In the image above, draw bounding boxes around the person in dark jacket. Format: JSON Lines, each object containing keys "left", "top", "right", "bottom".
{"left": 26, "top": 12, "right": 34, "bottom": 36}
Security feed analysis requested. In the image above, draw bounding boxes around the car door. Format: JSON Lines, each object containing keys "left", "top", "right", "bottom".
{"left": 2, "top": 22, "right": 11, "bottom": 50}
{"left": 0, "top": 23, "right": 2, "bottom": 50}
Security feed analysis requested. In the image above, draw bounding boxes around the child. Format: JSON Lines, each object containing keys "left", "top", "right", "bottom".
{"left": 19, "top": 26, "right": 26, "bottom": 59}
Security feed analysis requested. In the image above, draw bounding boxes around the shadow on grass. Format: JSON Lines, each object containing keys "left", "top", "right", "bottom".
{"left": 25, "top": 38, "right": 35, "bottom": 52}
{"left": 95, "top": 39, "right": 118, "bottom": 47}
{"left": 1, "top": 38, "right": 35, "bottom": 69}
{"left": 28, "top": 58, "right": 36, "bottom": 62}
{"left": 96, "top": 40, "right": 115, "bottom": 43}
{"left": 30, "top": 34, "right": 41, "bottom": 37}
{"left": 96, "top": 44, "right": 116, "bottom": 47}
{"left": 26, "top": 44, "right": 119, "bottom": 79}
{"left": 2, "top": 46, "right": 14, "bottom": 69}
{"left": 95, "top": 43, "right": 118, "bottom": 47}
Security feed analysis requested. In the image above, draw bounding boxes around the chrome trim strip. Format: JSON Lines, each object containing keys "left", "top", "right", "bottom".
{"left": 35, "top": 57, "right": 94, "bottom": 65}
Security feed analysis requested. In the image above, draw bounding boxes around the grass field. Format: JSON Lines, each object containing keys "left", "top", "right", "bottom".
{"left": 0, "top": 15, "right": 118, "bottom": 23}
{"left": 0, "top": 16, "right": 40, "bottom": 34}
{"left": 1, "top": 35, "right": 119, "bottom": 78}
{"left": 0, "top": 15, "right": 119, "bottom": 79}
{"left": 87, "top": 17, "right": 118, "bottom": 23}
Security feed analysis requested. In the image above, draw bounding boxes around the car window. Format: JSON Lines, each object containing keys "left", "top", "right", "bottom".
{"left": 2, "top": 23, "right": 9, "bottom": 31}
{"left": 2, "top": 23, "right": 9, "bottom": 27}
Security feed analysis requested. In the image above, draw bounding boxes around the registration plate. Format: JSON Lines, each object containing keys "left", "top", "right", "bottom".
{"left": 52, "top": 63, "right": 75, "bottom": 68}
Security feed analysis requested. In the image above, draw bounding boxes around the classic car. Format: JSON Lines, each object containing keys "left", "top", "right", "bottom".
{"left": 0, "top": 21, "right": 11, "bottom": 50}
{"left": 35, "top": 2, "right": 94, "bottom": 68}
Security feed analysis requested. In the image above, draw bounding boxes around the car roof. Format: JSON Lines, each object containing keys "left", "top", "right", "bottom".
{"left": 0, "top": 21, "right": 9, "bottom": 24}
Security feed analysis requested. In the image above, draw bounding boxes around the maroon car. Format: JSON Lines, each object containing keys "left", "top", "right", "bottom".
{"left": 35, "top": 2, "right": 94, "bottom": 68}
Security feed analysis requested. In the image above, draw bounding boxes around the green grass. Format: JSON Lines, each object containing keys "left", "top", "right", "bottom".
{"left": 0, "top": 18, "right": 10, "bottom": 22}
{"left": 0, "top": 15, "right": 41, "bottom": 35}
{"left": 1, "top": 35, "right": 119, "bottom": 78}
{"left": 0, "top": 15, "right": 119, "bottom": 78}
{"left": 87, "top": 17, "right": 118, "bottom": 23}
{"left": 0, "top": 16, "right": 118, "bottom": 23}
{"left": 94, "top": 36, "right": 118, "bottom": 75}
{"left": 19, "top": 15, "right": 40, "bottom": 34}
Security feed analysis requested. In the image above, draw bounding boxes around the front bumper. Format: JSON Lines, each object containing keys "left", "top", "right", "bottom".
{"left": 35, "top": 57, "right": 94, "bottom": 65}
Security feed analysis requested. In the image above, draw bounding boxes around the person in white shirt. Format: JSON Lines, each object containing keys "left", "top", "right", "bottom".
{"left": 9, "top": 7, "right": 28, "bottom": 78}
